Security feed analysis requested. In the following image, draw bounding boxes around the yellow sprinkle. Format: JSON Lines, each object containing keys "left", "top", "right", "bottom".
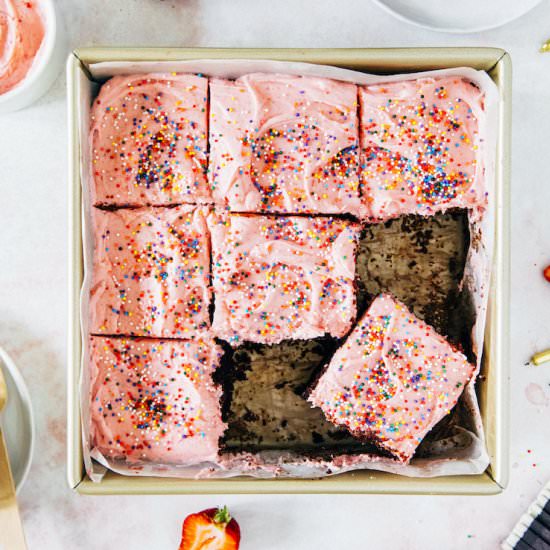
{"left": 532, "top": 349, "right": 550, "bottom": 365}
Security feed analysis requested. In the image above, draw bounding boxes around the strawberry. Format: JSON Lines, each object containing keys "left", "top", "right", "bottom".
{"left": 179, "top": 506, "right": 241, "bottom": 550}
{"left": 544, "top": 265, "right": 550, "bottom": 283}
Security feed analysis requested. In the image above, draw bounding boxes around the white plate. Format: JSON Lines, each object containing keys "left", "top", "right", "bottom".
{"left": 0, "top": 347, "right": 34, "bottom": 493}
{"left": 372, "top": 0, "right": 543, "bottom": 33}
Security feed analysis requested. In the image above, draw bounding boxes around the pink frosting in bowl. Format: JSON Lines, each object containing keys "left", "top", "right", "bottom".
{"left": 0, "top": 0, "right": 64, "bottom": 113}
{"left": 0, "top": 0, "right": 45, "bottom": 95}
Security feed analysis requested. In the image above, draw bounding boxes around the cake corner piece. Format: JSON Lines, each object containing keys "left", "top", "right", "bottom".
{"left": 90, "top": 72, "right": 210, "bottom": 207}
{"left": 358, "top": 75, "right": 487, "bottom": 223}
{"left": 89, "top": 335, "right": 227, "bottom": 467}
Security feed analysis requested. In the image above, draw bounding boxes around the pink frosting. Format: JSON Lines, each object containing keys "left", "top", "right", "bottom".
{"left": 89, "top": 336, "right": 226, "bottom": 465}
{"left": 359, "top": 76, "right": 487, "bottom": 222}
{"left": 308, "top": 293, "right": 475, "bottom": 463}
{"left": 0, "top": 0, "right": 45, "bottom": 95}
{"left": 90, "top": 205, "right": 211, "bottom": 338}
{"left": 90, "top": 73, "right": 210, "bottom": 206}
{"left": 209, "top": 73, "right": 361, "bottom": 214}
{"left": 209, "top": 211, "right": 360, "bottom": 345}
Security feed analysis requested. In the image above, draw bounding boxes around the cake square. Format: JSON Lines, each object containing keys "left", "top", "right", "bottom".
{"left": 90, "top": 205, "right": 211, "bottom": 338}
{"left": 209, "top": 73, "right": 361, "bottom": 214}
{"left": 89, "top": 336, "right": 226, "bottom": 465}
{"left": 359, "top": 76, "right": 487, "bottom": 221}
{"left": 90, "top": 73, "right": 210, "bottom": 207}
{"left": 209, "top": 212, "right": 360, "bottom": 345}
{"left": 308, "top": 293, "right": 476, "bottom": 463}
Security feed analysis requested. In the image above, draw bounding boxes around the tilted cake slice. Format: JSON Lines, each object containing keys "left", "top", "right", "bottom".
{"left": 89, "top": 336, "right": 226, "bottom": 465}
{"left": 308, "top": 293, "right": 476, "bottom": 463}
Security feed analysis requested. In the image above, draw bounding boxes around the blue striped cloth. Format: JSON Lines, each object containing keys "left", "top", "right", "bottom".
{"left": 502, "top": 480, "right": 550, "bottom": 550}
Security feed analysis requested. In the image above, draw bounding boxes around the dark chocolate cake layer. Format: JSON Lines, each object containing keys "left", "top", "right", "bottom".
{"left": 219, "top": 211, "right": 474, "bottom": 456}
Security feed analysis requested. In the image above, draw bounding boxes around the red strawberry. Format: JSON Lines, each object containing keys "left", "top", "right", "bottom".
{"left": 179, "top": 506, "right": 241, "bottom": 550}
{"left": 544, "top": 265, "right": 550, "bottom": 282}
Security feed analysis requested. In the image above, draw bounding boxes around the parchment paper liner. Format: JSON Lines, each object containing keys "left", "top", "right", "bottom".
{"left": 78, "top": 60, "right": 498, "bottom": 481}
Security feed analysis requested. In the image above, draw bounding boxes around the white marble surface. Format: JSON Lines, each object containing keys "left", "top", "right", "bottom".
{"left": 1, "top": 1, "right": 550, "bottom": 548}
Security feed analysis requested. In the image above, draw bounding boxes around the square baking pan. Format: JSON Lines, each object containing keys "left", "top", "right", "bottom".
{"left": 67, "top": 47, "right": 511, "bottom": 495}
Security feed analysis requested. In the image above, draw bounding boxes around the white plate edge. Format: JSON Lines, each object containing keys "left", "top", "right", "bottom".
{"left": 0, "top": 346, "right": 36, "bottom": 493}
{"left": 371, "top": 0, "right": 544, "bottom": 34}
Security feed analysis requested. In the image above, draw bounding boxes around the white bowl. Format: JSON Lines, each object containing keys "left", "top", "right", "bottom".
{"left": 0, "top": 0, "right": 67, "bottom": 114}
